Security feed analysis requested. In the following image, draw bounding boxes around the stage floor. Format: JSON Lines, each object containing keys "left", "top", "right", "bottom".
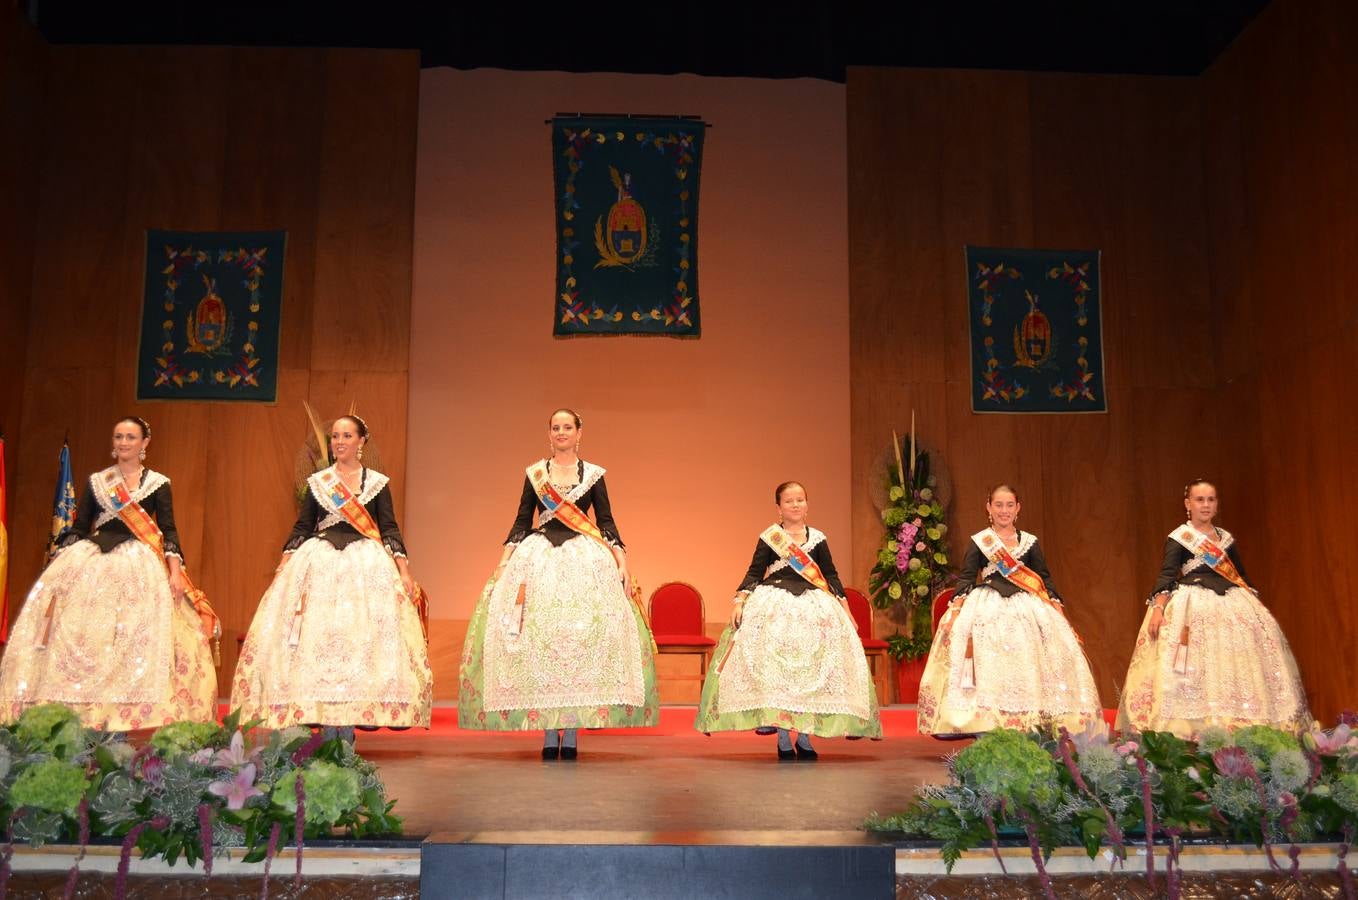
{"left": 353, "top": 705, "right": 947, "bottom": 837}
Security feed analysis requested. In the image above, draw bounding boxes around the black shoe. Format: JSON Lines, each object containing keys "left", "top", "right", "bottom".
{"left": 777, "top": 748, "right": 797, "bottom": 761}
{"left": 754, "top": 726, "right": 779, "bottom": 736}
{"left": 355, "top": 725, "right": 381, "bottom": 732}
{"left": 560, "top": 746, "right": 578, "bottom": 760}
{"left": 542, "top": 746, "right": 560, "bottom": 760}
{"left": 795, "top": 745, "right": 818, "bottom": 760}
{"left": 931, "top": 732, "right": 978, "bottom": 742}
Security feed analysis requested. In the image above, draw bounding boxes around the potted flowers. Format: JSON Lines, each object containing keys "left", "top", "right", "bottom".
{"left": 867, "top": 424, "right": 953, "bottom": 702}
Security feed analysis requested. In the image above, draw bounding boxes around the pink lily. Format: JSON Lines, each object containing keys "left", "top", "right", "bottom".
{"left": 212, "top": 730, "right": 260, "bottom": 769}
{"left": 1306, "top": 724, "right": 1353, "bottom": 755}
{"left": 207, "top": 763, "right": 263, "bottom": 810}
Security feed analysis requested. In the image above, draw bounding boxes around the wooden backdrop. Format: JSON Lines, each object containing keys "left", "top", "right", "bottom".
{"left": 1204, "top": 0, "right": 1358, "bottom": 722}
{"left": 847, "top": 66, "right": 1227, "bottom": 709}
{"left": 0, "top": 28, "right": 418, "bottom": 689}
{"left": 847, "top": 0, "right": 1356, "bottom": 721}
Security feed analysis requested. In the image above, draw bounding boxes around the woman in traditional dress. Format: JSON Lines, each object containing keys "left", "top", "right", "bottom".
{"left": 1117, "top": 479, "right": 1309, "bottom": 738}
{"left": 0, "top": 417, "right": 218, "bottom": 730}
{"left": 458, "top": 408, "right": 658, "bottom": 759}
{"left": 232, "top": 415, "right": 431, "bottom": 734}
{"left": 695, "top": 481, "right": 881, "bottom": 760}
{"left": 917, "top": 484, "right": 1102, "bottom": 738}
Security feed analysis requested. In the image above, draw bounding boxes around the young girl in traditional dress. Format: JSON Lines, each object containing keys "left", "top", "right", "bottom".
{"left": 232, "top": 415, "right": 431, "bottom": 734}
{"left": 695, "top": 481, "right": 881, "bottom": 759}
{"left": 0, "top": 417, "right": 218, "bottom": 730}
{"left": 918, "top": 484, "right": 1102, "bottom": 737}
{"left": 458, "top": 409, "right": 658, "bottom": 759}
{"left": 1117, "top": 479, "right": 1309, "bottom": 738}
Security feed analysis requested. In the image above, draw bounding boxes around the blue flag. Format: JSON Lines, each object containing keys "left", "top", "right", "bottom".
{"left": 47, "top": 442, "right": 76, "bottom": 560}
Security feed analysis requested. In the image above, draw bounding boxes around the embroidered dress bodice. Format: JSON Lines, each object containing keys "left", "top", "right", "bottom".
{"left": 61, "top": 468, "right": 184, "bottom": 561}
{"left": 736, "top": 527, "right": 846, "bottom": 598}
{"left": 1149, "top": 527, "right": 1251, "bottom": 600}
{"left": 954, "top": 530, "right": 1062, "bottom": 601}
{"left": 283, "top": 467, "right": 408, "bottom": 557}
{"left": 503, "top": 459, "right": 624, "bottom": 549}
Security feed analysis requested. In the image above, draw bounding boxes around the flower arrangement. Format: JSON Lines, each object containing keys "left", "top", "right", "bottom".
{"left": 867, "top": 716, "right": 1358, "bottom": 900}
{"left": 867, "top": 423, "right": 952, "bottom": 662}
{"left": 0, "top": 704, "right": 401, "bottom": 898}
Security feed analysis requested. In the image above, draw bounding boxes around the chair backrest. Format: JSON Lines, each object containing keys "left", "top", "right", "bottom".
{"left": 931, "top": 587, "right": 957, "bottom": 631}
{"left": 843, "top": 587, "right": 873, "bottom": 642}
{"left": 648, "top": 581, "right": 705, "bottom": 634}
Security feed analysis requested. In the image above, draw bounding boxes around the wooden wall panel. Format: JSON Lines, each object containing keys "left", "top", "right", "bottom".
{"left": 219, "top": 48, "right": 325, "bottom": 372}
{"left": 0, "top": 6, "right": 45, "bottom": 563}
{"left": 1204, "top": 0, "right": 1358, "bottom": 720}
{"left": 848, "top": 66, "right": 1215, "bottom": 704}
{"left": 311, "top": 50, "right": 418, "bottom": 373}
{"left": 1, "top": 43, "right": 418, "bottom": 692}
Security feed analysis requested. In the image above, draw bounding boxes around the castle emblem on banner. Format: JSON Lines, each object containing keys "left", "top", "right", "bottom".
{"left": 594, "top": 167, "right": 649, "bottom": 267}
{"left": 552, "top": 115, "right": 706, "bottom": 336}
{"left": 136, "top": 230, "right": 286, "bottom": 403}
{"left": 966, "top": 246, "right": 1105, "bottom": 413}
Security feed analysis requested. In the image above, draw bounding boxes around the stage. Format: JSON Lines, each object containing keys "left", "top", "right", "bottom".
{"left": 10, "top": 705, "right": 1358, "bottom": 897}
{"left": 358, "top": 705, "right": 937, "bottom": 837}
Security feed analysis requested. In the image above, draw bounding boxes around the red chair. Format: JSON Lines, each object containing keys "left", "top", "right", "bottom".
{"left": 649, "top": 582, "right": 717, "bottom": 692}
{"left": 931, "top": 587, "right": 958, "bottom": 633}
{"left": 844, "top": 587, "right": 889, "bottom": 705}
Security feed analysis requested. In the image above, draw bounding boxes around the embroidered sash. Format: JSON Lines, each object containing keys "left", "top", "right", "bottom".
{"left": 1166, "top": 526, "right": 1248, "bottom": 673}
{"left": 90, "top": 468, "right": 221, "bottom": 662}
{"left": 1169, "top": 526, "right": 1251, "bottom": 592}
{"left": 315, "top": 468, "right": 383, "bottom": 543}
{"left": 758, "top": 525, "right": 833, "bottom": 594}
{"left": 971, "top": 529, "right": 1058, "bottom": 605}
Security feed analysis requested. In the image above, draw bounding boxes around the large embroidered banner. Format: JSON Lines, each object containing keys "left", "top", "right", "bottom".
{"left": 966, "top": 246, "right": 1106, "bottom": 413}
{"left": 136, "top": 230, "right": 286, "bottom": 402}
{"left": 551, "top": 116, "right": 704, "bottom": 337}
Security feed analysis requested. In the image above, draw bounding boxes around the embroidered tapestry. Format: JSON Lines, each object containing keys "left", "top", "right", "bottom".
{"left": 551, "top": 116, "right": 703, "bottom": 337}
{"left": 966, "top": 246, "right": 1106, "bottom": 413}
{"left": 136, "top": 230, "right": 286, "bottom": 402}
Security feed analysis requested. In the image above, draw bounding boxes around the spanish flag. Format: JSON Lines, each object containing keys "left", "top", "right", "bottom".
{"left": 1, "top": 434, "right": 9, "bottom": 644}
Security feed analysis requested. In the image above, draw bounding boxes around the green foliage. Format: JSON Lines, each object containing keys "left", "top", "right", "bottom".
{"left": 955, "top": 729, "right": 1061, "bottom": 810}
{"left": 0, "top": 704, "right": 404, "bottom": 872}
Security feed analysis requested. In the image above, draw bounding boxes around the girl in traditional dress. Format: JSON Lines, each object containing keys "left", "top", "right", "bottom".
{"left": 458, "top": 409, "right": 658, "bottom": 759}
{"left": 232, "top": 415, "right": 431, "bottom": 734}
{"left": 0, "top": 417, "right": 218, "bottom": 730}
{"left": 918, "top": 484, "right": 1102, "bottom": 738}
{"left": 1117, "top": 479, "right": 1309, "bottom": 738}
{"left": 695, "top": 481, "right": 881, "bottom": 759}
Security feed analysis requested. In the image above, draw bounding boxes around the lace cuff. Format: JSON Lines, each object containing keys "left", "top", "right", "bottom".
{"left": 384, "top": 538, "right": 408, "bottom": 559}
{"left": 282, "top": 534, "right": 310, "bottom": 554}
{"left": 504, "top": 529, "right": 531, "bottom": 547}
{"left": 1145, "top": 586, "right": 1174, "bottom": 605}
{"left": 56, "top": 530, "right": 82, "bottom": 551}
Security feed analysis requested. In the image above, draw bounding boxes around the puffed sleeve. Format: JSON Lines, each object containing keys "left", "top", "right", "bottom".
{"left": 372, "top": 484, "right": 407, "bottom": 558}
{"left": 151, "top": 481, "right": 185, "bottom": 564}
{"left": 737, "top": 540, "right": 776, "bottom": 593}
{"left": 590, "top": 476, "right": 625, "bottom": 550}
{"left": 504, "top": 477, "right": 538, "bottom": 546}
{"left": 952, "top": 542, "right": 983, "bottom": 599}
{"left": 57, "top": 484, "right": 96, "bottom": 550}
{"left": 813, "top": 538, "right": 846, "bottom": 598}
{"left": 1148, "top": 539, "right": 1184, "bottom": 602}
{"left": 282, "top": 489, "right": 319, "bottom": 553}
{"left": 1226, "top": 541, "right": 1254, "bottom": 590}
{"left": 1026, "top": 539, "right": 1062, "bottom": 602}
